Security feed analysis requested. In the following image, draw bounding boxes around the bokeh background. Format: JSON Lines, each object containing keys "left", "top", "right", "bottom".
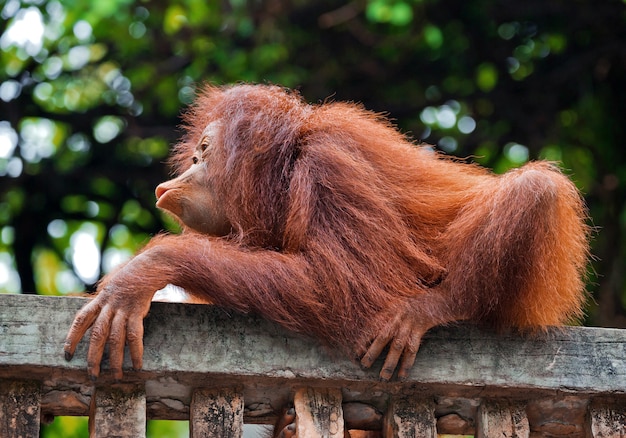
{"left": 1, "top": 0, "right": 625, "bottom": 436}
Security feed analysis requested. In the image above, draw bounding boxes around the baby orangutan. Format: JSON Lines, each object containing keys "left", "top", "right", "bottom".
{"left": 64, "top": 84, "right": 589, "bottom": 382}
{"left": 273, "top": 404, "right": 381, "bottom": 438}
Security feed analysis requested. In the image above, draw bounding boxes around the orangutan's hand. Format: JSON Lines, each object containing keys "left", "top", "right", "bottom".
{"left": 64, "top": 280, "right": 154, "bottom": 380}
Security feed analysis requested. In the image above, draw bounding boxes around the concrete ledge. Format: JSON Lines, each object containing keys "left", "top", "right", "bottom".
{"left": 1, "top": 294, "right": 625, "bottom": 421}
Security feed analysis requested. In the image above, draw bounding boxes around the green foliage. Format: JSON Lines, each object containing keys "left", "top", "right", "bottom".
{"left": 476, "top": 63, "right": 498, "bottom": 92}
{"left": 423, "top": 24, "right": 444, "bottom": 49}
{"left": 40, "top": 417, "right": 190, "bottom": 438}
{"left": 367, "top": 0, "right": 415, "bottom": 26}
{"left": 0, "top": 0, "right": 624, "bottom": 434}
{"left": 0, "top": 0, "right": 625, "bottom": 353}
{"left": 146, "top": 420, "right": 189, "bottom": 437}
{"left": 41, "top": 416, "right": 88, "bottom": 438}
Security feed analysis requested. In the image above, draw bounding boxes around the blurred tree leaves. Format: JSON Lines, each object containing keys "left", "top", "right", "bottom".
{"left": 2, "top": 1, "right": 625, "bottom": 436}
{"left": 0, "top": 0, "right": 625, "bottom": 328}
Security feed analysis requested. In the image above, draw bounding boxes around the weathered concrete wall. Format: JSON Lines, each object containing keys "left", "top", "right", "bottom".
{"left": 1, "top": 294, "right": 626, "bottom": 436}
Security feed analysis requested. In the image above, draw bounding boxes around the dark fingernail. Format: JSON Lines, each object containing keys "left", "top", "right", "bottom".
{"left": 89, "top": 374, "right": 97, "bottom": 382}
{"left": 379, "top": 370, "right": 392, "bottom": 381}
{"left": 112, "top": 370, "right": 122, "bottom": 382}
{"left": 65, "top": 351, "right": 73, "bottom": 362}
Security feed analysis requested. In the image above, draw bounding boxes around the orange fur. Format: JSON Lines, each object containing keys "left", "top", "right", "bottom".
{"left": 65, "top": 84, "right": 589, "bottom": 383}
{"left": 162, "top": 84, "right": 589, "bottom": 361}
{"left": 190, "top": 86, "right": 584, "bottom": 322}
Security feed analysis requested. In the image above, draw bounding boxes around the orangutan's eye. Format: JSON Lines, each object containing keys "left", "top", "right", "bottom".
{"left": 201, "top": 139, "right": 210, "bottom": 152}
{"left": 199, "top": 121, "right": 221, "bottom": 153}
{"left": 192, "top": 156, "right": 199, "bottom": 164}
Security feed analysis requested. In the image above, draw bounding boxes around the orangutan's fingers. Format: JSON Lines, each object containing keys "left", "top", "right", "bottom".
{"left": 397, "top": 328, "right": 426, "bottom": 380}
{"left": 397, "top": 350, "right": 417, "bottom": 381}
{"left": 277, "top": 423, "right": 297, "bottom": 438}
{"left": 274, "top": 406, "right": 297, "bottom": 438}
{"left": 361, "top": 312, "right": 405, "bottom": 369}
{"left": 379, "top": 320, "right": 412, "bottom": 381}
{"left": 108, "top": 313, "right": 127, "bottom": 381}
{"left": 86, "top": 306, "right": 114, "bottom": 380}
{"left": 64, "top": 299, "right": 100, "bottom": 361}
{"left": 360, "top": 330, "right": 392, "bottom": 370}
{"left": 126, "top": 316, "right": 145, "bottom": 371}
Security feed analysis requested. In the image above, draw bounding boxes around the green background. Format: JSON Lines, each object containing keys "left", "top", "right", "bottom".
{"left": 1, "top": 0, "right": 625, "bottom": 436}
